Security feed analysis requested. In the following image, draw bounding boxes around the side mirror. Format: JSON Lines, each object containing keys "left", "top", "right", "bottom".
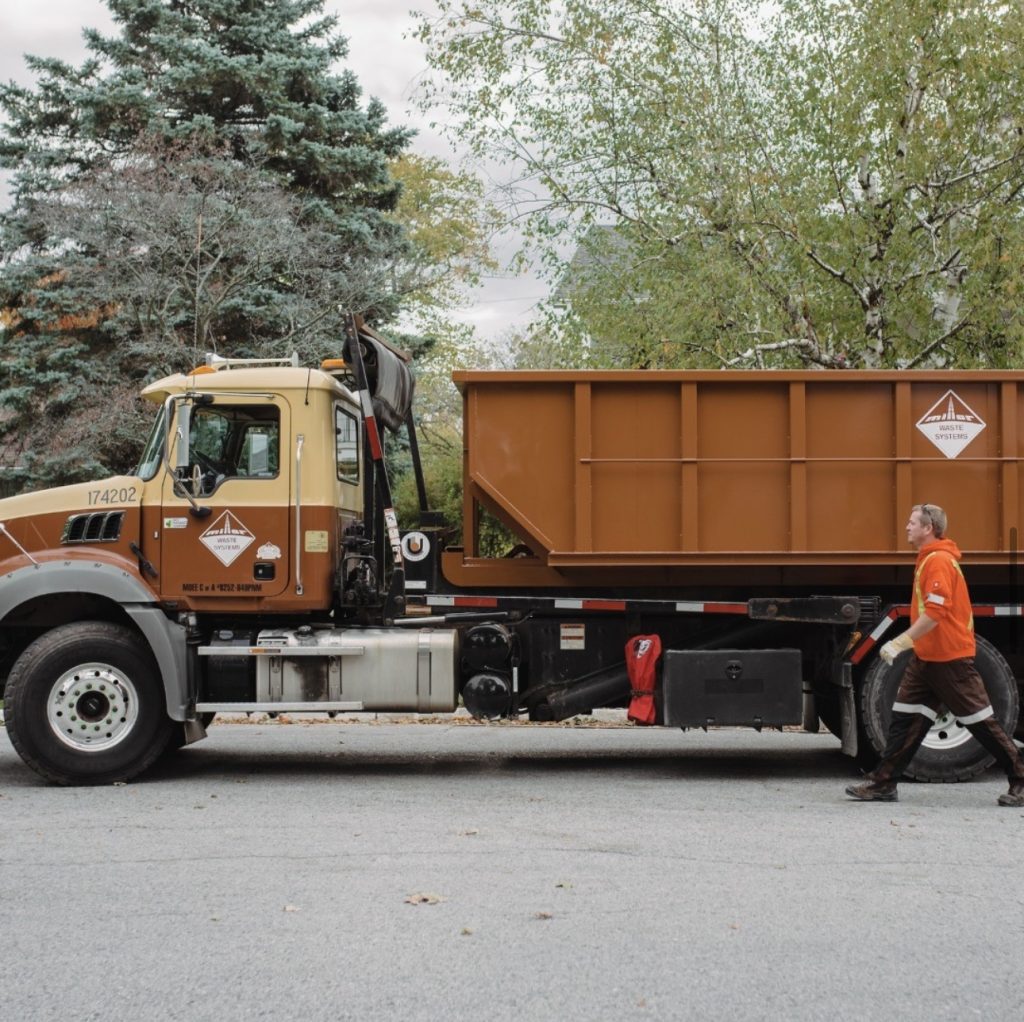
{"left": 162, "top": 397, "right": 212, "bottom": 518}
{"left": 174, "top": 403, "right": 192, "bottom": 471}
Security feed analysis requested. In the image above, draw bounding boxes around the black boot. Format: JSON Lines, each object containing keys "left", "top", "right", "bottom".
{"left": 845, "top": 779, "right": 898, "bottom": 802}
{"left": 844, "top": 712, "right": 931, "bottom": 802}
{"left": 998, "top": 778, "right": 1024, "bottom": 808}
{"left": 963, "top": 719, "right": 1024, "bottom": 806}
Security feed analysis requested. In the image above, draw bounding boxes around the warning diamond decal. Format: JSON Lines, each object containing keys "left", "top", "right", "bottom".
{"left": 200, "top": 511, "right": 255, "bottom": 566}
{"left": 915, "top": 390, "right": 986, "bottom": 459}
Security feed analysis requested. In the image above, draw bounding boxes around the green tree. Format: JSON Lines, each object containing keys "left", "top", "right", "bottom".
{"left": 417, "top": 0, "right": 1024, "bottom": 369}
{"left": 388, "top": 153, "right": 498, "bottom": 319}
{"left": 0, "top": 0, "right": 413, "bottom": 489}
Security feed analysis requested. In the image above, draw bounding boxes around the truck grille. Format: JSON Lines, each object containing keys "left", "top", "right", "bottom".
{"left": 62, "top": 511, "right": 125, "bottom": 544}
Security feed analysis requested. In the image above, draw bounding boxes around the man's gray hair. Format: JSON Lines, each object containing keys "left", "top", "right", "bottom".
{"left": 914, "top": 503, "right": 947, "bottom": 538}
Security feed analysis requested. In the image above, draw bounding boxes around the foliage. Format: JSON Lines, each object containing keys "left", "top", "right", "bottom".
{"left": 392, "top": 319, "right": 485, "bottom": 532}
{"left": 32, "top": 137, "right": 399, "bottom": 364}
{"left": 416, "top": 0, "right": 1024, "bottom": 369}
{"left": 388, "top": 153, "right": 498, "bottom": 318}
{"left": 0, "top": 0, "right": 414, "bottom": 489}
{"left": 392, "top": 320, "right": 521, "bottom": 556}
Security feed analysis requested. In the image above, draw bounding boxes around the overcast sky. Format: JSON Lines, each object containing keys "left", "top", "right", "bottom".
{"left": 0, "top": 1, "right": 546, "bottom": 342}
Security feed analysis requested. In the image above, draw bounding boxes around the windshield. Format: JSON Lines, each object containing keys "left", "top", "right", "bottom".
{"left": 134, "top": 409, "right": 166, "bottom": 481}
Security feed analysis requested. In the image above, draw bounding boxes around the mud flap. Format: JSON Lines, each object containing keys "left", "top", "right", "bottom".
{"left": 838, "top": 661, "right": 858, "bottom": 757}
{"left": 183, "top": 717, "right": 208, "bottom": 745}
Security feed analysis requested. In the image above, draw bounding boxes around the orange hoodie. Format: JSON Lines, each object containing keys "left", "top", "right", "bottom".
{"left": 911, "top": 538, "right": 975, "bottom": 662}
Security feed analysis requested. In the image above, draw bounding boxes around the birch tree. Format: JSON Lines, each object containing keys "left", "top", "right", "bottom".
{"left": 417, "top": 0, "right": 1024, "bottom": 368}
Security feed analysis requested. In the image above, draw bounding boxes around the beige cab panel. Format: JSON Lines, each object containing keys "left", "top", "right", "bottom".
{"left": 159, "top": 395, "right": 292, "bottom": 600}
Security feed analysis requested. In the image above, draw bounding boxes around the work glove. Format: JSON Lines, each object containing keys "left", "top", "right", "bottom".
{"left": 879, "top": 631, "right": 914, "bottom": 665}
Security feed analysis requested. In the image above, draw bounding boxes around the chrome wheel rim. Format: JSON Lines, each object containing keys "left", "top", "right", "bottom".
{"left": 47, "top": 663, "right": 139, "bottom": 751}
{"left": 920, "top": 708, "right": 974, "bottom": 752}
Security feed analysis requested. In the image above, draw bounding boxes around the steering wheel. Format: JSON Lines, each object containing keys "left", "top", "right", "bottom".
{"left": 192, "top": 451, "right": 225, "bottom": 496}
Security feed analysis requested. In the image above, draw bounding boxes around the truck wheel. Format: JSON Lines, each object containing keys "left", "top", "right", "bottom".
{"left": 859, "top": 634, "right": 1019, "bottom": 782}
{"left": 4, "top": 621, "right": 174, "bottom": 786}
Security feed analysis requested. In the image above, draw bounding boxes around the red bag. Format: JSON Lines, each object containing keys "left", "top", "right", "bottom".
{"left": 626, "top": 634, "right": 662, "bottom": 725}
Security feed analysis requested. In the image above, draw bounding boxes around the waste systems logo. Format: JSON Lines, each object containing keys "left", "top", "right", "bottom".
{"left": 915, "top": 390, "right": 986, "bottom": 459}
{"left": 200, "top": 511, "right": 255, "bottom": 566}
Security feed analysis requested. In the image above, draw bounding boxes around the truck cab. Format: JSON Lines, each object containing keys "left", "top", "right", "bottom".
{"left": 0, "top": 328, "right": 460, "bottom": 785}
{"left": 136, "top": 358, "right": 363, "bottom": 615}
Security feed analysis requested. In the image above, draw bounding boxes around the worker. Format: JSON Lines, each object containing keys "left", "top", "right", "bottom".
{"left": 845, "top": 503, "right": 1024, "bottom": 806}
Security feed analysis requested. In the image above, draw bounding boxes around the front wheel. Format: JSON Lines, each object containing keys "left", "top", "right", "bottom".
{"left": 859, "top": 634, "right": 1019, "bottom": 782}
{"left": 4, "top": 621, "right": 174, "bottom": 786}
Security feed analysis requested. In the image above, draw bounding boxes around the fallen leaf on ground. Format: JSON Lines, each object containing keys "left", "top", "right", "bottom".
{"left": 405, "top": 893, "right": 446, "bottom": 906}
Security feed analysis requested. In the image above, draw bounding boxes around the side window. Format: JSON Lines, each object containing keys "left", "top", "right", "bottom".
{"left": 239, "top": 423, "right": 279, "bottom": 478}
{"left": 336, "top": 405, "right": 359, "bottom": 483}
{"left": 191, "top": 411, "right": 231, "bottom": 468}
{"left": 189, "top": 405, "right": 280, "bottom": 491}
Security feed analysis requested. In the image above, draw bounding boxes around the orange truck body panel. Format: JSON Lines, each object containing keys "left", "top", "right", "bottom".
{"left": 448, "top": 370, "right": 1024, "bottom": 587}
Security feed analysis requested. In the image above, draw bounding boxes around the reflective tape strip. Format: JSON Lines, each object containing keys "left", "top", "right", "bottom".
{"left": 365, "top": 415, "right": 383, "bottom": 460}
{"left": 926, "top": 593, "right": 945, "bottom": 606}
{"left": 675, "top": 601, "right": 746, "bottom": 614}
{"left": 957, "top": 706, "right": 995, "bottom": 725}
{"left": 869, "top": 614, "right": 899, "bottom": 641}
{"left": 851, "top": 611, "right": 901, "bottom": 665}
{"left": 991, "top": 606, "right": 1024, "bottom": 617}
{"left": 892, "top": 702, "right": 939, "bottom": 721}
{"left": 359, "top": 390, "right": 383, "bottom": 460}
{"left": 383, "top": 506, "right": 402, "bottom": 564}
{"left": 553, "top": 598, "right": 626, "bottom": 612}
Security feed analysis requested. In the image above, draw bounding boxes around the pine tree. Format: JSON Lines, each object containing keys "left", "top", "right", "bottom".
{"left": 0, "top": 0, "right": 414, "bottom": 490}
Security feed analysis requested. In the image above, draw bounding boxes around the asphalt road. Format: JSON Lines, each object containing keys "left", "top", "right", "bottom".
{"left": 2, "top": 717, "right": 1022, "bottom": 1022}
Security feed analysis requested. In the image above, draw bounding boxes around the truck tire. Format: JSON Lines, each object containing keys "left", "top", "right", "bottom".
{"left": 4, "top": 621, "right": 174, "bottom": 786}
{"left": 859, "top": 634, "right": 1019, "bottom": 782}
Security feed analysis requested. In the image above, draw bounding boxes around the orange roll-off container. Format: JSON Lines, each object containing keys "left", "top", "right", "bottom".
{"left": 445, "top": 370, "right": 1024, "bottom": 590}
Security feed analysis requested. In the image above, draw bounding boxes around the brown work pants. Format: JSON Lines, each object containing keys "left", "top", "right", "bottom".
{"left": 869, "top": 656, "right": 1024, "bottom": 784}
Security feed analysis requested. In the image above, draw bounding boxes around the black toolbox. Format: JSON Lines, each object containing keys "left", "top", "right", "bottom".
{"left": 661, "top": 649, "right": 802, "bottom": 728}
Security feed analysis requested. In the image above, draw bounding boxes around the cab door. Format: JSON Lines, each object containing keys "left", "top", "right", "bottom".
{"left": 158, "top": 396, "right": 292, "bottom": 600}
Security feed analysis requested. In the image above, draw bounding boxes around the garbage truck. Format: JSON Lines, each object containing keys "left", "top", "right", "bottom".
{"left": 1, "top": 314, "right": 1021, "bottom": 784}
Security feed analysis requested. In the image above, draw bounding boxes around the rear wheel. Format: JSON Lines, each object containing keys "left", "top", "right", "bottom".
{"left": 4, "top": 621, "right": 174, "bottom": 786}
{"left": 859, "top": 634, "right": 1019, "bottom": 782}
